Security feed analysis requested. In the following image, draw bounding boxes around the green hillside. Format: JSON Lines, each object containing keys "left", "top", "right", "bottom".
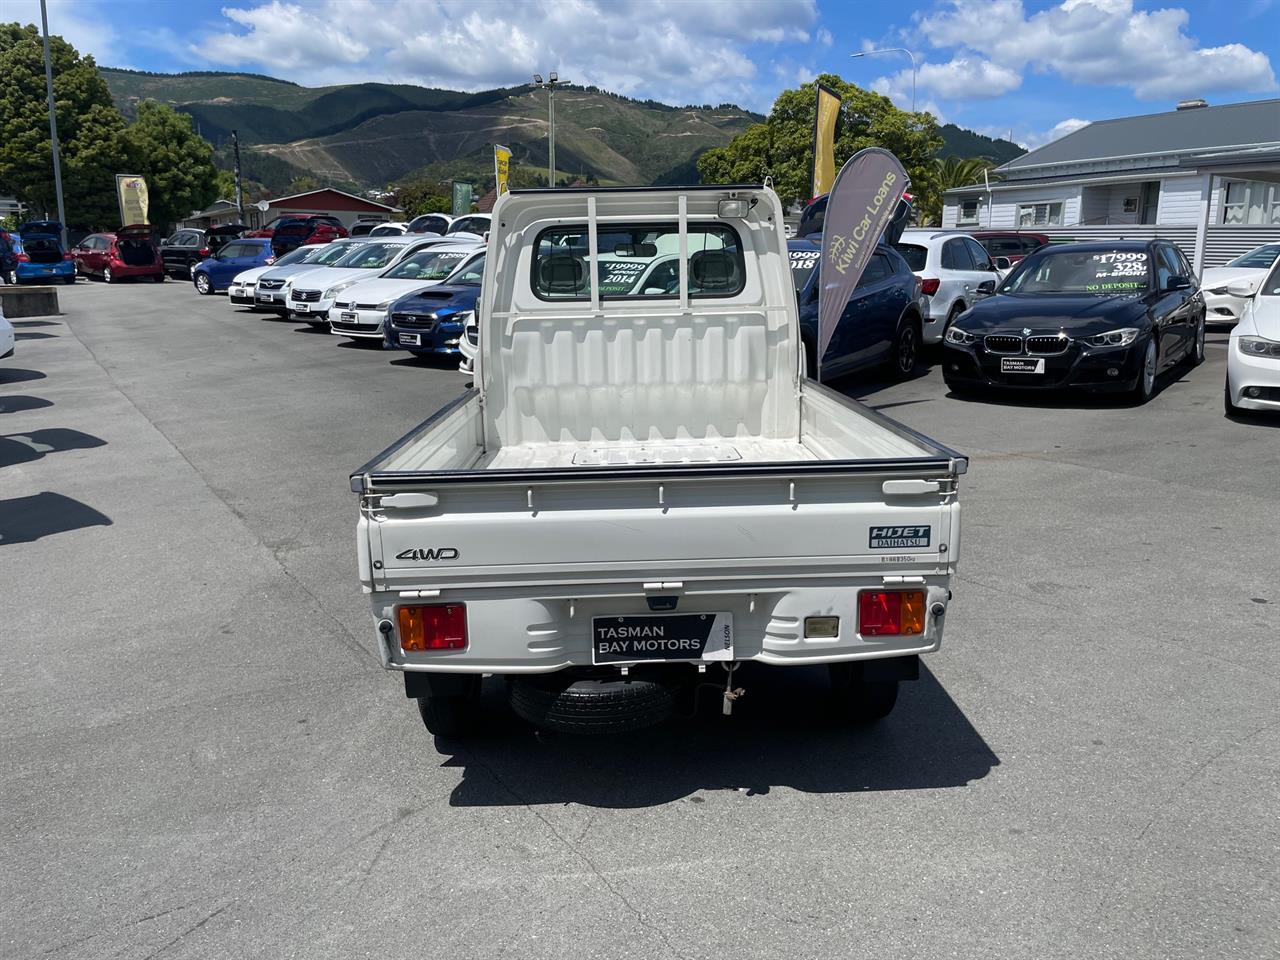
{"left": 100, "top": 68, "right": 761, "bottom": 189}
{"left": 939, "top": 123, "right": 1024, "bottom": 165}
{"left": 99, "top": 67, "right": 1026, "bottom": 190}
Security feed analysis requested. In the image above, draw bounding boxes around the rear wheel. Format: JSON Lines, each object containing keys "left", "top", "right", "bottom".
{"left": 828, "top": 663, "right": 899, "bottom": 722}
{"left": 194, "top": 272, "right": 212, "bottom": 295}
{"left": 1189, "top": 313, "right": 1205, "bottom": 366}
{"left": 943, "top": 301, "right": 965, "bottom": 336}
{"left": 153, "top": 272, "right": 165, "bottom": 284}
{"left": 6, "top": 269, "right": 17, "bottom": 285}
{"left": 416, "top": 675, "right": 482, "bottom": 738}
{"left": 888, "top": 317, "right": 921, "bottom": 380}
{"left": 103, "top": 266, "right": 113, "bottom": 284}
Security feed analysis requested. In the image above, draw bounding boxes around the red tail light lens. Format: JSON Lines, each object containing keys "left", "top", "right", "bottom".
{"left": 16, "top": 253, "right": 30, "bottom": 263}
{"left": 398, "top": 604, "right": 467, "bottom": 652}
{"left": 858, "top": 590, "right": 926, "bottom": 637}
{"left": 198, "top": 247, "right": 210, "bottom": 258}
{"left": 62, "top": 252, "right": 75, "bottom": 261}
{"left": 920, "top": 278, "right": 940, "bottom": 296}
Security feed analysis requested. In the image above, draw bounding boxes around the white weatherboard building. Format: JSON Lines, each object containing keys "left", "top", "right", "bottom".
{"left": 943, "top": 98, "right": 1280, "bottom": 271}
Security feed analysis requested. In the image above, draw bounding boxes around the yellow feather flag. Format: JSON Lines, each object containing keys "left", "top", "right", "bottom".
{"left": 811, "top": 84, "right": 841, "bottom": 199}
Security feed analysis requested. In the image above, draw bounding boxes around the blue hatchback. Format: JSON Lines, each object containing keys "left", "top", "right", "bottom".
{"left": 191, "top": 238, "right": 275, "bottom": 295}
{"left": 384, "top": 252, "right": 483, "bottom": 356}
{"left": 13, "top": 221, "right": 76, "bottom": 285}
{"left": 790, "top": 237, "right": 925, "bottom": 381}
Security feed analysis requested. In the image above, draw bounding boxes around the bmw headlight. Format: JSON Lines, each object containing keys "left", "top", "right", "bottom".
{"left": 945, "top": 326, "right": 977, "bottom": 345}
{"left": 1083, "top": 327, "right": 1139, "bottom": 348}
{"left": 1238, "top": 335, "right": 1280, "bottom": 358}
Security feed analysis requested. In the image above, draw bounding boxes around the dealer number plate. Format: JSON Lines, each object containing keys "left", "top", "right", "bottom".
{"left": 293, "top": 302, "right": 309, "bottom": 313}
{"left": 592, "top": 613, "right": 734, "bottom": 664}
{"left": 1001, "top": 357, "right": 1045, "bottom": 374}
{"left": 257, "top": 293, "right": 273, "bottom": 302}
{"left": 340, "top": 311, "right": 358, "bottom": 322}
{"left": 401, "top": 332, "right": 421, "bottom": 346}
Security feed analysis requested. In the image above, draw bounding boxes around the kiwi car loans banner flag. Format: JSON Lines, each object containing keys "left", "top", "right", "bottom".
{"left": 817, "top": 147, "right": 908, "bottom": 368}
{"left": 811, "top": 84, "right": 840, "bottom": 198}
{"left": 494, "top": 144, "right": 512, "bottom": 196}
{"left": 116, "top": 174, "right": 149, "bottom": 225}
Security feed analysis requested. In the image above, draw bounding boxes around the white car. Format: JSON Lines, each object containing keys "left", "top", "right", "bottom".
{"left": 285, "top": 237, "right": 450, "bottom": 325}
{"left": 0, "top": 301, "right": 13, "bottom": 360}
{"left": 893, "top": 229, "right": 1001, "bottom": 343}
{"left": 368, "top": 222, "right": 410, "bottom": 236}
{"left": 1201, "top": 243, "right": 1280, "bottom": 326}
{"left": 445, "top": 214, "right": 491, "bottom": 240}
{"left": 1225, "top": 263, "right": 1280, "bottom": 416}
{"left": 228, "top": 243, "right": 328, "bottom": 309}
{"left": 247, "top": 239, "right": 370, "bottom": 317}
{"left": 408, "top": 213, "right": 452, "bottom": 236}
{"left": 330, "top": 242, "right": 483, "bottom": 341}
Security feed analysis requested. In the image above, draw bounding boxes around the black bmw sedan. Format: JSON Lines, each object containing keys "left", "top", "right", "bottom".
{"left": 942, "top": 239, "right": 1206, "bottom": 403}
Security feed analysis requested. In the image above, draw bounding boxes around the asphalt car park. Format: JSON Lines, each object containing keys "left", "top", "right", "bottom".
{"left": 2, "top": 280, "right": 1277, "bottom": 960}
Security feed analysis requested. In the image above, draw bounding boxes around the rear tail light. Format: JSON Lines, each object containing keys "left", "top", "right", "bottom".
{"left": 858, "top": 590, "right": 926, "bottom": 637}
{"left": 16, "top": 253, "right": 29, "bottom": 263}
{"left": 920, "top": 278, "right": 940, "bottom": 296}
{"left": 198, "top": 247, "right": 210, "bottom": 258}
{"left": 62, "top": 252, "right": 75, "bottom": 261}
{"left": 398, "top": 603, "right": 467, "bottom": 651}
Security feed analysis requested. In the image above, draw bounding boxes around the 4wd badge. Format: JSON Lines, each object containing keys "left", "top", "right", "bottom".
{"left": 869, "top": 526, "right": 931, "bottom": 549}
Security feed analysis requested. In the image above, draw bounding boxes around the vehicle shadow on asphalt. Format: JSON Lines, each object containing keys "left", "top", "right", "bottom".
{"left": 0, "top": 396, "right": 53, "bottom": 414}
{"left": 0, "top": 368, "right": 48, "bottom": 385}
{"left": 0, "top": 428, "right": 106, "bottom": 468}
{"left": 15, "top": 332, "right": 58, "bottom": 340}
{"left": 438, "top": 664, "right": 998, "bottom": 808}
{"left": 0, "top": 491, "right": 112, "bottom": 545}
{"left": 9, "top": 319, "right": 61, "bottom": 328}
{"left": 388, "top": 355, "right": 462, "bottom": 370}
{"left": 941, "top": 364, "right": 1198, "bottom": 410}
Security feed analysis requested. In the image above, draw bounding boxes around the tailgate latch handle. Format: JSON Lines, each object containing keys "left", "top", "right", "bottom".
{"left": 882, "top": 479, "right": 941, "bottom": 496}
{"left": 381, "top": 492, "right": 439, "bottom": 509}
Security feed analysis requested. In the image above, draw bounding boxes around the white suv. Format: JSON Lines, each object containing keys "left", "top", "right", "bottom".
{"left": 893, "top": 229, "right": 1001, "bottom": 343}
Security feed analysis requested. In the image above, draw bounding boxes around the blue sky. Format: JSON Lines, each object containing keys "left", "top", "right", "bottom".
{"left": 13, "top": 0, "right": 1280, "bottom": 148}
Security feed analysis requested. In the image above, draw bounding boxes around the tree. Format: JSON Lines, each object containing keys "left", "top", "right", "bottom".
{"left": 921, "top": 156, "right": 999, "bottom": 224}
{"left": 287, "top": 175, "right": 321, "bottom": 194}
{"left": 698, "top": 73, "right": 943, "bottom": 215}
{"left": 123, "top": 101, "right": 219, "bottom": 226}
{"left": 0, "top": 23, "right": 131, "bottom": 227}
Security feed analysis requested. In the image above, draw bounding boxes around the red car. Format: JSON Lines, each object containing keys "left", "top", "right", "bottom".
{"left": 248, "top": 215, "right": 348, "bottom": 255}
{"left": 970, "top": 231, "right": 1049, "bottom": 265}
{"left": 71, "top": 225, "right": 165, "bottom": 283}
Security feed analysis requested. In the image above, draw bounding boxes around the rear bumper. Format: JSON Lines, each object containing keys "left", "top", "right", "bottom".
{"left": 367, "top": 580, "right": 951, "bottom": 674}
{"left": 17, "top": 262, "right": 75, "bottom": 280}
{"left": 107, "top": 263, "right": 163, "bottom": 278}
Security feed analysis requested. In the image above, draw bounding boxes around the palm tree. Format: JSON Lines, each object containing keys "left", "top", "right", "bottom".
{"left": 917, "top": 156, "right": 1000, "bottom": 225}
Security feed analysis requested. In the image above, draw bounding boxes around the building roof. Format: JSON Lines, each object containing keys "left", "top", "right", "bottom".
{"left": 1001, "top": 98, "right": 1280, "bottom": 172}
{"left": 187, "top": 198, "right": 239, "bottom": 218}
{"left": 268, "top": 187, "right": 401, "bottom": 212}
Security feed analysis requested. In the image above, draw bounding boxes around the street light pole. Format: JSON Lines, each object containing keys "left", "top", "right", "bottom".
{"left": 533, "top": 73, "right": 566, "bottom": 187}
{"left": 39, "top": 0, "right": 68, "bottom": 247}
{"left": 850, "top": 47, "right": 918, "bottom": 113}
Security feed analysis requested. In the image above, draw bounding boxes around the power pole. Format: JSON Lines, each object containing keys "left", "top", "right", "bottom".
{"left": 232, "top": 129, "right": 244, "bottom": 221}
{"left": 39, "top": 0, "right": 67, "bottom": 247}
{"left": 532, "top": 73, "right": 565, "bottom": 187}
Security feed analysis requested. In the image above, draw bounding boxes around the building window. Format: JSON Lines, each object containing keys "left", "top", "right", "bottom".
{"left": 1017, "top": 202, "right": 1063, "bottom": 227}
{"left": 958, "top": 199, "right": 980, "bottom": 225}
{"left": 1222, "top": 179, "right": 1280, "bottom": 224}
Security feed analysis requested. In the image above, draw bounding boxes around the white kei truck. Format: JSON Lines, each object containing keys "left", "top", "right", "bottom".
{"left": 351, "top": 185, "right": 967, "bottom": 739}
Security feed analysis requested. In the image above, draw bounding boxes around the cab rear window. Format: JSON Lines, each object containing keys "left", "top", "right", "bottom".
{"left": 533, "top": 223, "right": 745, "bottom": 300}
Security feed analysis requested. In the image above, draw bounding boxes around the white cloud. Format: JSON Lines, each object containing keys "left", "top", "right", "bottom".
{"left": 190, "top": 0, "right": 816, "bottom": 108}
{"left": 6, "top": 0, "right": 125, "bottom": 66}
{"left": 816, "top": 27, "right": 833, "bottom": 48}
{"left": 916, "top": 0, "right": 1277, "bottom": 101}
{"left": 1024, "top": 117, "right": 1090, "bottom": 149}
{"left": 873, "top": 57, "right": 1022, "bottom": 107}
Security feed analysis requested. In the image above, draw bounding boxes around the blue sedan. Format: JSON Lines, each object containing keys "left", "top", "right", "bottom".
{"left": 384, "top": 252, "right": 484, "bottom": 356}
{"left": 192, "top": 238, "right": 275, "bottom": 294}
{"left": 789, "top": 237, "right": 926, "bottom": 381}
